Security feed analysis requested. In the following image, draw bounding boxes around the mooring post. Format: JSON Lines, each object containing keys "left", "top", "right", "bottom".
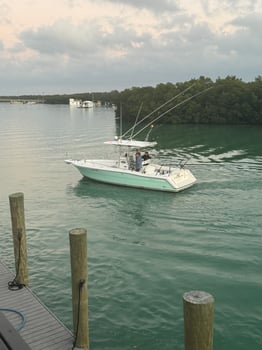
{"left": 69, "top": 228, "right": 89, "bottom": 350}
{"left": 183, "top": 290, "right": 214, "bottom": 350}
{"left": 9, "top": 192, "right": 29, "bottom": 286}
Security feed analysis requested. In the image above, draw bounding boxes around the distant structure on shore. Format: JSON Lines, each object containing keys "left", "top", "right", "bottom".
{"left": 0, "top": 98, "right": 45, "bottom": 104}
{"left": 69, "top": 98, "right": 94, "bottom": 108}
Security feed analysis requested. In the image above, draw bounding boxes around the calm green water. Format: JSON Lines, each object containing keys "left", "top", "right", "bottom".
{"left": 0, "top": 103, "right": 261, "bottom": 350}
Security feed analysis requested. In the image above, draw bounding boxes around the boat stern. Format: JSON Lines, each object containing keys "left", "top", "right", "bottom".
{"left": 168, "top": 168, "right": 197, "bottom": 192}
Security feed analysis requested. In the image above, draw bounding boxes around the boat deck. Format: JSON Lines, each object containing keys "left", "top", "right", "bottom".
{"left": 0, "top": 260, "right": 74, "bottom": 350}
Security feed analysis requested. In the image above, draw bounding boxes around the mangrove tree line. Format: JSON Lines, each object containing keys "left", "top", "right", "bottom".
{"left": 114, "top": 76, "right": 262, "bottom": 125}
{"left": 2, "top": 75, "right": 261, "bottom": 124}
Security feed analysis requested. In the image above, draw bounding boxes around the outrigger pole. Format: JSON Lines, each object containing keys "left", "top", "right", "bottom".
{"left": 130, "top": 102, "right": 143, "bottom": 139}
{"left": 121, "top": 83, "right": 212, "bottom": 140}
{"left": 131, "top": 84, "right": 213, "bottom": 140}
{"left": 122, "top": 83, "right": 196, "bottom": 139}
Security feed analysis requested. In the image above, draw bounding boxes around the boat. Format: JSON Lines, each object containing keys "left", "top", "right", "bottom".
{"left": 65, "top": 145, "right": 196, "bottom": 193}
{"left": 65, "top": 85, "right": 211, "bottom": 193}
{"left": 80, "top": 100, "right": 94, "bottom": 108}
{"left": 69, "top": 98, "right": 82, "bottom": 107}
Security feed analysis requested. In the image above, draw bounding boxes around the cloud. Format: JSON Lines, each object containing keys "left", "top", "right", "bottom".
{"left": 19, "top": 19, "right": 103, "bottom": 56}
{"left": 215, "top": 12, "right": 262, "bottom": 57}
{"left": 90, "top": 0, "right": 179, "bottom": 13}
{"left": 0, "top": 0, "right": 261, "bottom": 94}
{"left": 230, "top": 11, "right": 262, "bottom": 32}
{"left": 17, "top": 17, "right": 153, "bottom": 64}
{"left": 199, "top": 0, "right": 257, "bottom": 16}
{"left": 0, "top": 1, "right": 10, "bottom": 22}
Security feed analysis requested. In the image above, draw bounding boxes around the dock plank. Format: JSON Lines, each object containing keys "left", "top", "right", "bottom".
{"left": 0, "top": 261, "right": 74, "bottom": 350}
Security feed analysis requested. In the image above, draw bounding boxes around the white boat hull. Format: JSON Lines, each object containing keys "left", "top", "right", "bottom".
{"left": 66, "top": 159, "right": 196, "bottom": 193}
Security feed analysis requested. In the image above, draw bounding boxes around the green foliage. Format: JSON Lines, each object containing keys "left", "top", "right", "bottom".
{"left": 1, "top": 76, "right": 261, "bottom": 124}
{"left": 114, "top": 76, "right": 262, "bottom": 125}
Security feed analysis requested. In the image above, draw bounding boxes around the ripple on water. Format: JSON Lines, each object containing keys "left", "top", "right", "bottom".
{"left": 1, "top": 109, "right": 262, "bottom": 350}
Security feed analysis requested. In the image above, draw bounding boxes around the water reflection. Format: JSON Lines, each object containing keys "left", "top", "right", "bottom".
{"left": 67, "top": 178, "right": 179, "bottom": 227}
{"left": 154, "top": 124, "right": 262, "bottom": 157}
{"left": 70, "top": 177, "right": 171, "bottom": 199}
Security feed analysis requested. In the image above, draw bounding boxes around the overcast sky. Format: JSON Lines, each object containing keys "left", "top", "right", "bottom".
{"left": 0, "top": 0, "right": 261, "bottom": 95}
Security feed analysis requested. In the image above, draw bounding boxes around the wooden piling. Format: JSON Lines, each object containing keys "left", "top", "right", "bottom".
{"left": 9, "top": 192, "right": 29, "bottom": 286}
{"left": 69, "top": 228, "right": 89, "bottom": 350}
{"left": 183, "top": 290, "right": 214, "bottom": 350}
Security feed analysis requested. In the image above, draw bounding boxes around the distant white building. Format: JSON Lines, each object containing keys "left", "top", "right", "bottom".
{"left": 69, "top": 98, "right": 82, "bottom": 107}
{"left": 69, "top": 98, "right": 94, "bottom": 108}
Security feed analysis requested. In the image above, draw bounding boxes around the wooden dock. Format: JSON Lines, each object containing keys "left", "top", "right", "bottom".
{"left": 0, "top": 260, "right": 74, "bottom": 350}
